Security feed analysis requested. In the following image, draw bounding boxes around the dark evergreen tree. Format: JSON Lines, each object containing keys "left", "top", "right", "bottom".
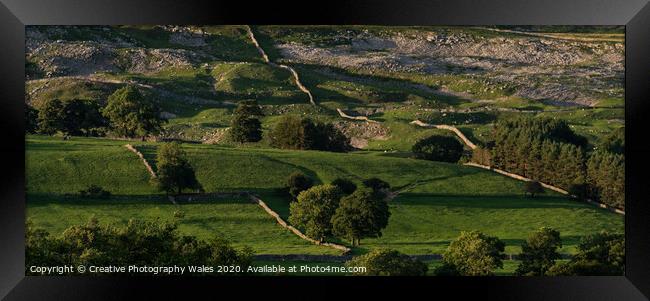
{"left": 228, "top": 100, "right": 263, "bottom": 143}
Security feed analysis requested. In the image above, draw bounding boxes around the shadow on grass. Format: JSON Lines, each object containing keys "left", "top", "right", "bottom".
{"left": 392, "top": 193, "right": 592, "bottom": 210}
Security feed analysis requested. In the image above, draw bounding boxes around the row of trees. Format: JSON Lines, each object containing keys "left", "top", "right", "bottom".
{"left": 26, "top": 218, "right": 253, "bottom": 275}
{"left": 345, "top": 228, "right": 624, "bottom": 276}
{"left": 228, "top": 101, "right": 350, "bottom": 152}
{"left": 26, "top": 85, "right": 165, "bottom": 139}
{"left": 479, "top": 117, "right": 624, "bottom": 209}
{"left": 269, "top": 115, "right": 350, "bottom": 152}
{"left": 287, "top": 174, "right": 391, "bottom": 246}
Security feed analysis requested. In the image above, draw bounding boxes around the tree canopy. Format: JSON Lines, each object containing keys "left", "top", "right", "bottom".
{"left": 515, "top": 227, "right": 562, "bottom": 276}
{"left": 331, "top": 187, "right": 390, "bottom": 246}
{"left": 26, "top": 218, "right": 253, "bottom": 275}
{"left": 436, "top": 230, "right": 505, "bottom": 276}
{"left": 229, "top": 100, "right": 264, "bottom": 143}
{"left": 288, "top": 184, "right": 343, "bottom": 242}
{"left": 546, "top": 231, "right": 624, "bottom": 276}
{"left": 154, "top": 142, "right": 202, "bottom": 195}
{"left": 102, "top": 85, "right": 164, "bottom": 139}
{"left": 412, "top": 135, "right": 464, "bottom": 163}
{"left": 269, "top": 115, "right": 350, "bottom": 152}
{"left": 346, "top": 249, "right": 428, "bottom": 276}
{"left": 285, "top": 171, "right": 314, "bottom": 201}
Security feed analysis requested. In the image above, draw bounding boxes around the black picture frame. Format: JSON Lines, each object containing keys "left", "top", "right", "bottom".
{"left": 1, "top": 0, "right": 649, "bottom": 299}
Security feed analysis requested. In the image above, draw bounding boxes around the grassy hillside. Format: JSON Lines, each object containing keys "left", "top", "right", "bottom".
{"left": 26, "top": 135, "right": 624, "bottom": 256}
{"left": 27, "top": 197, "right": 339, "bottom": 255}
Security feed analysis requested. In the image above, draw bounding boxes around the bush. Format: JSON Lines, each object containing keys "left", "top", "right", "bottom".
{"left": 286, "top": 172, "right": 314, "bottom": 201}
{"left": 78, "top": 185, "right": 111, "bottom": 199}
{"left": 331, "top": 178, "right": 357, "bottom": 195}
{"left": 346, "top": 249, "right": 428, "bottom": 276}
{"left": 412, "top": 135, "right": 464, "bottom": 163}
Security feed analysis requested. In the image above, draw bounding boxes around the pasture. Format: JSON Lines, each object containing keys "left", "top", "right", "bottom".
{"left": 26, "top": 135, "right": 624, "bottom": 258}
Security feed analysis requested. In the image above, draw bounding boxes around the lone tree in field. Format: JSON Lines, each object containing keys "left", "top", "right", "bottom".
{"left": 524, "top": 181, "right": 545, "bottom": 198}
{"left": 435, "top": 230, "right": 505, "bottom": 276}
{"left": 331, "top": 187, "right": 390, "bottom": 246}
{"left": 102, "top": 85, "right": 164, "bottom": 139}
{"left": 229, "top": 100, "right": 264, "bottom": 143}
{"left": 155, "top": 142, "right": 202, "bottom": 195}
{"left": 288, "top": 184, "right": 343, "bottom": 242}
{"left": 285, "top": 171, "right": 314, "bottom": 201}
{"left": 412, "top": 135, "right": 464, "bottom": 163}
{"left": 515, "top": 227, "right": 562, "bottom": 276}
{"left": 345, "top": 249, "right": 428, "bottom": 276}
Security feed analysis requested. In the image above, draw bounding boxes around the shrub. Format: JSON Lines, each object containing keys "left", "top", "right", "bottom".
{"left": 346, "top": 249, "right": 428, "bottom": 276}
{"left": 285, "top": 171, "right": 314, "bottom": 201}
{"left": 412, "top": 135, "right": 464, "bottom": 163}
{"left": 78, "top": 185, "right": 111, "bottom": 199}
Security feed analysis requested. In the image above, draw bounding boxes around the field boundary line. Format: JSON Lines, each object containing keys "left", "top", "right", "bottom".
{"left": 247, "top": 193, "right": 351, "bottom": 254}
{"left": 254, "top": 253, "right": 573, "bottom": 262}
{"left": 410, "top": 119, "right": 477, "bottom": 149}
{"left": 124, "top": 144, "right": 157, "bottom": 179}
{"left": 336, "top": 108, "right": 379, "bottom": 123}
{"left": 245, "top": 25, "right": 316, "bottom": 105}
{"left": 464, "top": 162, "right": 625, "bottom": 215}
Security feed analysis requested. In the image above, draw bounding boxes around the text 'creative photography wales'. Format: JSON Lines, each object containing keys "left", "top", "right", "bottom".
{"left": 25, "top": 25, "right": 624, "bottom": 276}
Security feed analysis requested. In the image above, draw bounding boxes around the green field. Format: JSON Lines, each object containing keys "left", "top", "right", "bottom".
{"left": 27, "top": 197, "right": 338, "bottom": 255}
{"left": 26, "top": 135, "right": 624, "bottom": 258}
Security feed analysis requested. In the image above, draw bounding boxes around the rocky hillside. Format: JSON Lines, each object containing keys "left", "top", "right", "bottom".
{"left": 25, "top": 25, "right": 625, "bottom": 147}
{"left": 266, "top": 27, "right": 624, "bottom": 106}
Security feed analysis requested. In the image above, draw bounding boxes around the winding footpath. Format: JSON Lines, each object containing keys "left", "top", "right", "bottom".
{"left": 245, "top": 26, "right": 316, "bottom": 105}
